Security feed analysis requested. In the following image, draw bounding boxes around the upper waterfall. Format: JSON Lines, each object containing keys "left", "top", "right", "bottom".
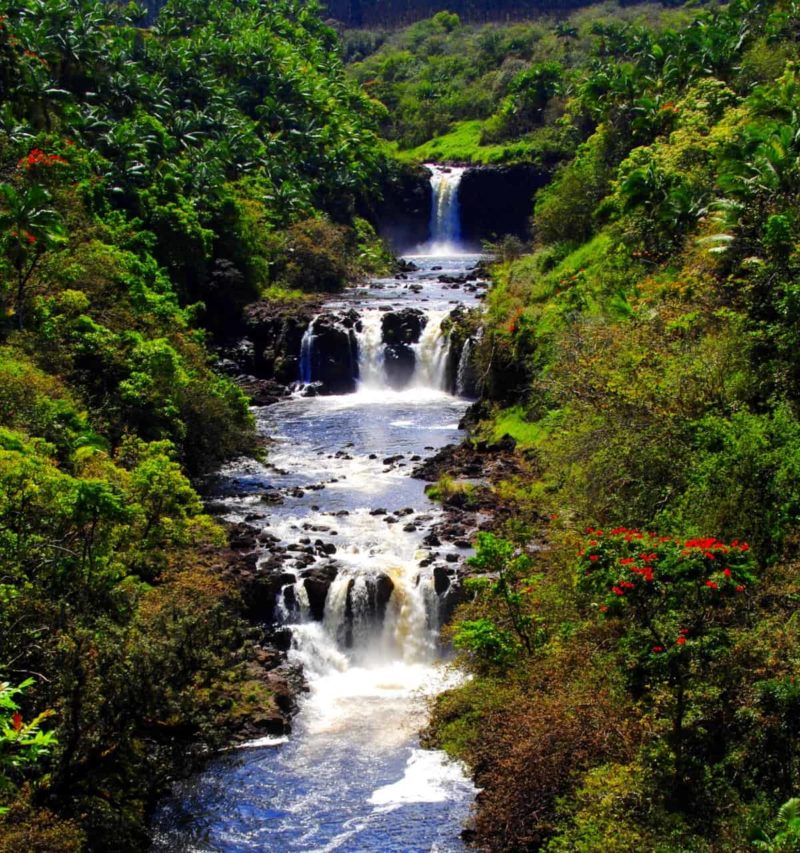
{"left": 425, "top": 164, "right": 466, "bottom": 255}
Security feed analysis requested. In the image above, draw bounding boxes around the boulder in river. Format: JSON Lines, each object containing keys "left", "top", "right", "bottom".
{"left": 381, "top": 308, "right": 427, "bottom": 345}
{"left": 302, "top": 564, "right": 339, "bottom": 621}
{"left": 384, "top": 343, "right": 416, "bottom": 389}
{"left": 304, "top": 313, "right": 361, "bottom": 394}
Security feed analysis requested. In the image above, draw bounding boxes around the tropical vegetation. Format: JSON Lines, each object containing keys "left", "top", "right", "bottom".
{"left": 0, "top": 0, "right": 387, "bottom": 848}
{"left": 419, "top": 0, "right": 800, "bottom": 849}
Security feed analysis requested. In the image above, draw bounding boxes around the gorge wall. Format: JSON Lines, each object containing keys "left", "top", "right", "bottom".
{"left": 458, "top": 164, "right": 548, "bottom": 244}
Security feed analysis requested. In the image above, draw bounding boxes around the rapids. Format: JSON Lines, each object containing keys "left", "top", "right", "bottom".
{"left": 152, "top": 168, "right": 481, "bottom": 853}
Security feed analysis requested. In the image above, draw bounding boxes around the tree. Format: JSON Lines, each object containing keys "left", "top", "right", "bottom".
{"left": 0, "top": 182, "right": 65, "bottom": 331}
{"left": 576, "top": 527, "right": 755, "bottom": 801}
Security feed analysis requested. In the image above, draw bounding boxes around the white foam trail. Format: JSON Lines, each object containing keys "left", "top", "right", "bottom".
{"left": 369, "top": 748, "right": 473, "bottom": 809}
{"left": 236, "top": 735, "right": 289, "bottom": 749}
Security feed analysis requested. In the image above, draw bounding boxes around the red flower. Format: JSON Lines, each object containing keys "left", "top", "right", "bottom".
{"left": 736, "top": 585, "right": 745, "bottom": 593}
{"left": 723, "top": 568, "right": 731, "bottom": 577}
{"left": 18, "top": 149, "right": 68, "bottom": 170}
{"left": 652, "top": 645, "right": 664, "bottom": 653}
{"left": 740, "top": 542, "right": 750, "bottom": 552}
{"left": 612, "top": 586, "right": 624, "bottom": 596}
{"left": 599, "top": 604, "right": 608, "bottom": 613}
{"left": 705, "top": 580, "right": 718, "bottom": 589}
{"left": 676, "top": 636, "right": 686, "bottom": 646}
{"left": 589, "top": 554, "right": 599, "bottom": 562}
{"left": 11, "top": 712, "right": 22, "bottom": 731}
{"left": 679, "top": 628, "right": 690, "bottom": 635}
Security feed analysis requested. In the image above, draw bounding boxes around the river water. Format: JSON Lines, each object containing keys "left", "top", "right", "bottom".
{"left": 152, "top": 171, "right": 481, "bottom": 853}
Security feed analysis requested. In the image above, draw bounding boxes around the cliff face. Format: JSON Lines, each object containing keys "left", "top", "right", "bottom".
{"left": 372, "top": 163, "right": 546, "bottom": 251}
{"left": 370, "top": 162, "right": 433, "bottom": 252}
{"left": 459, "top": 165, "right": 548, "bottom": 244}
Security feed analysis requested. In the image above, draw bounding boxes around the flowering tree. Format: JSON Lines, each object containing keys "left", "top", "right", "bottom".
{"left": 576, "top": 527, "right": 756, "bottom": 798}
{"left": 0, "top": 179, "right": 65, "bottom": 331}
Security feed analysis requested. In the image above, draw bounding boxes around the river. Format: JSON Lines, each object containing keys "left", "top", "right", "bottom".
{"left": 152, "top": 167, "right": 482, "bottom": 852}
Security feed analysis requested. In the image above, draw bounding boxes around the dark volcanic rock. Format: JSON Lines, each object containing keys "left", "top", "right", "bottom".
{"left": 384, "top": 343, "right": 416, "bottom": 389}
{"left": 244, "top": 300, "right": 319, "bottom": 385}
{"left": 433, "top": 565, "right": 451, "bottom": 595}
{"left": 304, "top": 313, "right": 360, "bottom": 394}
{"left": 370, "top": 162, "right": 432, "bottom": 252}
{"left": 382, "top": 308, "right": 427, "bottom": 345}
{"left": 302, "top": 564, "right": 339, "bottom": 621}
{"left": 459, "top": 165, "right": 549, "bottom": 244}
{"left": 235, "top": 376, "right": 290, "bottom": 406}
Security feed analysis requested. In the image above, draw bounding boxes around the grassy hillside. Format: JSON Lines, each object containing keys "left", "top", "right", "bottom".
{"left": 345, "top": 3, "right": 702, "bottom": 163}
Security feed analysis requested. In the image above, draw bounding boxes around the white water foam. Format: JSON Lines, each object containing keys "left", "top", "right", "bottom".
{"left": 236, "top": 735, "right": 290, "bottom": 749}
{"left": 369, "top": 748, "right": 473, "bottom": 810}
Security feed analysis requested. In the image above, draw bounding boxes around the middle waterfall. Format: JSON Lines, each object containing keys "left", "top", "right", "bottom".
{"left": 355, "top": 308, "right": 449, "bottom": 393}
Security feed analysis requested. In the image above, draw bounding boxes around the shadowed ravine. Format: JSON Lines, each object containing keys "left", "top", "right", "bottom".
{"left": 151, "top": 171, "right": 483, "bottom": 852}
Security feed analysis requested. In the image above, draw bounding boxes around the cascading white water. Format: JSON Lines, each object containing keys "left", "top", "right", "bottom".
{"left": 153, "top": 253, "right": 483, "bottom": 853}
{"left": 354, "top": 308, "right": 452, "bottom": 393}
{"left": 280, "top": 508, "right": 439, "bottom": 670}
{"left": 455, "top": 337, "right": 474, "bottom": 397}
{"left": 298, "top": 318, "right": 316, "bottom": 384}
{"left": 355, "top": 311, "right": 386, "bottom": 389}
{"left": 426, "top": 164, "right": 466, "bottom": 255}
{"left": 412, "top": 310, "right": 450, "bottom": 391}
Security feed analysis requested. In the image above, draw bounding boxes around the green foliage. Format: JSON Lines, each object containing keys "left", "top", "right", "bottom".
{"left": 427, "top": 4, "right": 800, "bottom": 851}
{"left": 0, "top": 680, "right": 57, "bottom": 815}
{"left": 0, "top": 0, "right": 393, "bottom": 846}
{"left": 0, "top": 181, "right": 66, "bottom": 329}
{"left": 453, "top": 618, "right": 519, "bottom": 669}
{"left": 754, "top": 798, "right": 800, "bottom": 852}
{"left": 452, "top": 533, "right": 546, "bottom": 670}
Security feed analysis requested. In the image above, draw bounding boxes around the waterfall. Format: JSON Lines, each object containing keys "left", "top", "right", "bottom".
{"left": 298, "top": 318, "right": 316, "bottom": 384}
{"left": 412, "top": 310, "right": 450, "bottom": 391}
{"left": 383, "top": 569, "right": 437, "bottom": 663}
{"left": 355, "top": 311, "right": 385, "bottom": 389}
{"left": 352, "top": 308, "right": 455, "bottom": 393}
{"left": 426, "top": 164, "right": 466, "bottom": 254}
{"left": 455, "top": 337, "right": 474, "bottom": 397}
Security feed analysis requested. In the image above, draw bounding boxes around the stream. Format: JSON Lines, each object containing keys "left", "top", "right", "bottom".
{"left": 152, "top": 167, "right": 482, "bottom": 852}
